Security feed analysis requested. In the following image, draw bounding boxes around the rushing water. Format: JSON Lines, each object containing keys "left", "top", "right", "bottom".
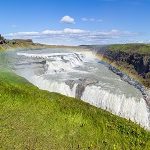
{"left": 1, "top": 48, "right": 150, "bottom": 129}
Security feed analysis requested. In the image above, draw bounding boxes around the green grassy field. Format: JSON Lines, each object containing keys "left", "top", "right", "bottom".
{"left": 0, "top": 69, "right": 150, "bottom": 150}
{"left": 108, "top": 44, "right": 150, "bottom": 55}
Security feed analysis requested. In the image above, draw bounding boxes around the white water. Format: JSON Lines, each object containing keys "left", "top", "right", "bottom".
{"left": 14, "top": 48, "right": 150, "bottom": 130}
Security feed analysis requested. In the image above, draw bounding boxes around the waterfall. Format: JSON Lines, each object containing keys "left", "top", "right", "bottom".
{"left": 14, "top": 48, "right": 150, "bottom": 130}
{"left": 81, "top": 85, "right": 150, "bottom": 129}
{"left": 29, "top": 75, "right": 78, "bottom": 97}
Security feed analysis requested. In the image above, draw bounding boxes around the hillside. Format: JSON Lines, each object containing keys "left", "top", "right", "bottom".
{"left": 0, "top": 69, "right": 150, "bottom": 149}
{"left": 108, "top": 44, "right": 150, "bottom": 55}
{"left": 0, "top": 34, "right": 82, "bottom": 51}
{"left": 0, "top": 34, "right": 47, "bottom": 51}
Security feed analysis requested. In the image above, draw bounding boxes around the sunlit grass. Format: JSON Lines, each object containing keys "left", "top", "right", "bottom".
{"left": 0, "top": 70, "right": 150, "bottom": 149}
{"left": 108, "top": 44, "right": 150, "bottom": 55}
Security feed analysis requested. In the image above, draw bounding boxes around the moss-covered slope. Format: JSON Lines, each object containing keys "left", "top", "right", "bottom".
{"left": 108, "top": 44, "right": 150, "bottom": 55}
{"left": 0, "top": 70, "right": 150, "bottom": 150}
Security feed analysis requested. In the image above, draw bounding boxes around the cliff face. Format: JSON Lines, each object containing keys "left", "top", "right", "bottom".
{"left": 81, "top": 45, "right": 150, "bottom": 88}
{"left": 102, "top": 50, "right": 150, "bottom": 79}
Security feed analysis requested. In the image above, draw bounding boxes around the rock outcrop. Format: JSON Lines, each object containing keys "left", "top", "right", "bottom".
{"left": 102, "top": 50, "right": 150, "bottom": 78}
{"left": 0, "top": 34, "right": 6, "bottom": 44}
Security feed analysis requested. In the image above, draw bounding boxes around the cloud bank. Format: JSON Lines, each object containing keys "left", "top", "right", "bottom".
{"left": 5, "top": 28, "right": 138, "bottom": 45}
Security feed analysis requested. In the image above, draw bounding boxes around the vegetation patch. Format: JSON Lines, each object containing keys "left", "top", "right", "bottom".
{"left": 108, "top": 44, "right": 150, "bottom": 55}
{"left": 0, "top": 69, "right": 150, "bottom": 149}
{"left": 0, "top": 34, "right": 83, "bottom": 51}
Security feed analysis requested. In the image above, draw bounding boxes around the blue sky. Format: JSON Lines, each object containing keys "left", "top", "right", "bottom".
{"left": 0, "top": 0, "right": 150, "bottom": 45}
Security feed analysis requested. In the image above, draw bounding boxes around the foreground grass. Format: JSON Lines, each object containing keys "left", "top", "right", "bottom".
{"left": 0, "top": 70, "right": 150, "bottom": 150}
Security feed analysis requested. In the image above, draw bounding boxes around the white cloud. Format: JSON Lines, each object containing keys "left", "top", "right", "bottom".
{"left": 63, "top": 28, "right": 85, "bottom": 34}
{"left": 4, "top": 28, "right": 137, "bottom": 45}
{"left": 10, "top": 32, "right": 39, "bottom": 36}
{"left": 81, "top": 18, "right": 103, "bottom": 22}
{"left": 42, "top": 30, "right": 62, "bottom": 35}
{"left": 39, "top": 28, "right": 86, "bottom": 35}
{"left": 60, "top": 16, "right": 75, "bottom": 24}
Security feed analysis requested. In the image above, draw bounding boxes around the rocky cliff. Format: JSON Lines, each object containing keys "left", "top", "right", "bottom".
{"left": 102, "top": 50, "right": 150, "bottom": 77}
{"left": 105, "top": 51, "right": 150, "bottom": 88}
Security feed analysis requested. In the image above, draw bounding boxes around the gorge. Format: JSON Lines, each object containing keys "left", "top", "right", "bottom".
{"left": 7, "top": 48, "right": 150, "bottom": 130}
